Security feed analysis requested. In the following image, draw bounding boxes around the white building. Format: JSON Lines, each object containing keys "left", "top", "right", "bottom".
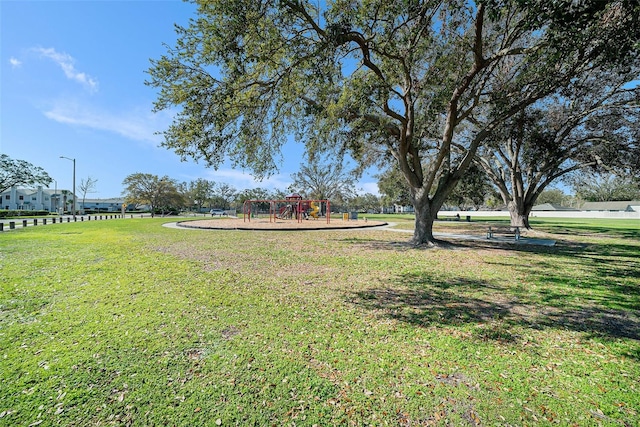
{"left": 80, "top": 198, "right": 132, "bottom": 212}
{"left": 393, "top": 204, "right": 415, "bottom": 213}
{"left": 0, "top": 186, "right": 68, "bottom": 212}
{"left": 0, "top": 187, "right": 134, "bottom": 213}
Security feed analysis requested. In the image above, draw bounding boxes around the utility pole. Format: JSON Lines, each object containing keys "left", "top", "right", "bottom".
{"left": 60, "top": 156, "right": 76, "bottom": 219}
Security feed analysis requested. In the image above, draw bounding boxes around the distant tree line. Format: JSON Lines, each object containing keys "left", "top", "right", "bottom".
{"left": 121, "top": 164, "right": 386, "bottom": 216}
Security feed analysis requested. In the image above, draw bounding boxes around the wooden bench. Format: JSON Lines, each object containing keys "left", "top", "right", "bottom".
{"left": 486, "top": 226, "right": 521, "bottom": 241}
{"left": 437, "top": 215, "right": 471, "bottom": 222}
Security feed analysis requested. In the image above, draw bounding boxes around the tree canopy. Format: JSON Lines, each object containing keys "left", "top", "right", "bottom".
{"left": 148, "top": 0, "right": 640, "bottom": 244}
{"left": 289, "top": 160, "right": 356, "bottom": 202}
{"left": 186, "top": 178, "right": 215, "bottom": 212}
{"left": 476, "top": 62, "right": 639, "bottom": 227}
{"left": 445, "top": 163, "right": 493, "bottom": 211}
{"left": 535, "top": 188, "right": 571, "bottom": 207}
{"left": 0, "top": 154, "right": 52, "bottom": 193}
{"left": 570, "top": 172, "right": 640, "bottom": 202}
{"left": 376, "top": 167, "right": 412, "bottom": 208}
{"left": 122, "top": 173, "right": 184, "bottom": 217}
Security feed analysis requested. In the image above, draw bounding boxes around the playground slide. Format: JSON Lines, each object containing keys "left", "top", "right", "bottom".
{"left": 309, "top": 201, "right": 319, "bottom": 219}
{"left": 278, "top": 205, "right": 292, "bottom": 219}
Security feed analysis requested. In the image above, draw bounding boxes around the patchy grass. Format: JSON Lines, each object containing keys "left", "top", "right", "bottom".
{"left": 1, "top": 217, "right": 638, "bottom": 426}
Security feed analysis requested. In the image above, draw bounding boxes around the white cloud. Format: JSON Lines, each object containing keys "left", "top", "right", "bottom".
{"left": 43, "top": 99, "right": 169, "bottom": 144}
{"left": 356, "top": 181, "right": 380, "bottom": 196}
{"left": 9, "top": 57, "right": 22, "bottom": 68}
{"left": 34, "top": 47, "right": 98, "bottom": 92}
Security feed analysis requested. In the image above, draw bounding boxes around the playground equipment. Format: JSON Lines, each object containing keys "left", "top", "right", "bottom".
{"left": 278, "top": 204, "right": 294, "bottom": 219}
{"left": 243, "top": 193, "right": 331, "bottom": 224}
{"left": 309, "top": 201, "right": 319, "bottom": 219}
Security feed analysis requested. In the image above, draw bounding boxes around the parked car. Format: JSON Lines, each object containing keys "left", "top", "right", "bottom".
{"left": 210, "top": 209, "right": 226, "bottom": 217}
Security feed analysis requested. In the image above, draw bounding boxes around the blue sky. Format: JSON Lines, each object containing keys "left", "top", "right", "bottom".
{"left": 1, "top": 0, "right": 379, "bottom": 198}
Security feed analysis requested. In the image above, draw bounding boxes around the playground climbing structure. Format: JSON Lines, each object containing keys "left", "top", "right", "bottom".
{"left": 242, "top": 193, "right": 331, "bottom": 224}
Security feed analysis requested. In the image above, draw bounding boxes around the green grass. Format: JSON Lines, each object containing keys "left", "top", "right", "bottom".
{"left": 1, "top": 217, "right": 639, "bottom": 425}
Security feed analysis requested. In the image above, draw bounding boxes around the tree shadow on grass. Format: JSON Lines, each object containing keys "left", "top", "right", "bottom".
{"left": 349, "top": 273, "right": 640, "bottom": 354}
{"left": 341, "top": 235, "right": 640, "bottom": 350}
{"left": 532, "top": 224, "right": 640, "bottom": 241}
{"left": 343, "top": 236, "right": 639, "bottom": 304}
{"left": 487, "top": 241, "right": 640, "bottom": 313}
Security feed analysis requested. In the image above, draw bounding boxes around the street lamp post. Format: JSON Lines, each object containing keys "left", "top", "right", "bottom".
{"left": 53, "top": 179, "right": 57, "bottom": 214}
{"left": 60, "top": 156, "right": 76, "bottom": 219}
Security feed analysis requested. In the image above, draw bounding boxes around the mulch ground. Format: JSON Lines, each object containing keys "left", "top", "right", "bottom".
{"left": 176, "top": 217, "right": 387, "bottom": 231}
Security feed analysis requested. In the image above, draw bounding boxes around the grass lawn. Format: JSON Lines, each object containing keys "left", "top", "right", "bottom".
{"left": 1, "top": 216, "right": 638, "bottom": 426}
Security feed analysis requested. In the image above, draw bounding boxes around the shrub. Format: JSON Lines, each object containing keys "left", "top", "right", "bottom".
{"left": 0, "top": 210, "right": 51, "bottom": 218}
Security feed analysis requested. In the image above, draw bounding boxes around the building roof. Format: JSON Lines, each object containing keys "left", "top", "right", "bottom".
{"left": 82, "top": 198, "right": 126, "bottom": 204}
{"left": 0, "top": 187, "right": 68, "bottom": 196}
{"left": 580, "top": 201, "right": 640, "bottom": 212}
{"left": 531, "top": 203, "right": 578, "bottom": 211}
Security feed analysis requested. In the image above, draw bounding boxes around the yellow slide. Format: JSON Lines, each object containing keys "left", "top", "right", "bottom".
{"left": 309, "top": 201, "right": 320, "bottom": 219}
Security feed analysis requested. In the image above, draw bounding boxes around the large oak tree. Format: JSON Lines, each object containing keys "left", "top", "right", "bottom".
{"left": 289, "top": 160, "right": 356, "bottom": 202}
{"left": 148, "top": 0, "right": 640, "bottom": 245}
{"left": 122, "top": 173, "right": 184, "bottom": 217}
{"left": 476, "top": 64, "right": 640, "bottom": 228}
{"left": 187, "top": 178, "right": 215, "bottom": 212}
{"left": 0, "top": 154, "right": 52, "bottom": 193}
{"left": 570, "top": 172, "right": 640, "bottom": 203}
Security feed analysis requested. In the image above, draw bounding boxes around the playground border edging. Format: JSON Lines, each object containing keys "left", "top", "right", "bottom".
{"left": 172, "top": 220, "right": 389, "bottom": 232}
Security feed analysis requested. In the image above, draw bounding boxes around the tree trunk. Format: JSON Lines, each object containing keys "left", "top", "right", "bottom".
{"left": 507, "top": 200, "right": 531, "bottom": 229}
{"left": 411, "top": 188, "right": 438, "bottom": 246}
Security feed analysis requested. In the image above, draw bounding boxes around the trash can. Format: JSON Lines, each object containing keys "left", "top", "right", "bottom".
{"left": 343, "top": 213, "right": 349, "bottom": 221}
{"left": 350, "top": 211, "right": 358, "bottom": 220}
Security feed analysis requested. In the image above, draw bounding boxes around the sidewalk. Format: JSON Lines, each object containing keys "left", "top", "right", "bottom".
{"left": 382, "top": 223, "right": 556, "bottom": 246}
